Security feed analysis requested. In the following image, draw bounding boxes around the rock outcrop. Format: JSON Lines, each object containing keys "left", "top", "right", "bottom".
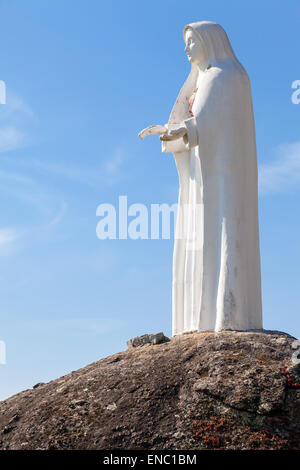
{"left": 126, "top": 332, "right": 170, "bottom": 349}
{"left": 0, "top": 330, "right": 299, "bottom": 450}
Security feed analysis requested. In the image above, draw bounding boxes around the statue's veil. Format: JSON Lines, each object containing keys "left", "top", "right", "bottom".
{"left": 183, "top": 21, "right": 237, "bottom": 63}
{"left": 167, "top": 21, "right": 243, "bottom": 127}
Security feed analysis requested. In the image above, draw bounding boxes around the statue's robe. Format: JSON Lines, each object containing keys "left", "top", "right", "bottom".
{"left": 162, "top": 22, "right": 262, "bottom": 335}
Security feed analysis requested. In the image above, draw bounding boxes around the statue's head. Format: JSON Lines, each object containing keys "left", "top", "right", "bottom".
{"left": 184, "top": 28, "right": 207, "bottom": 67}
{"left": 184, "top": 21, "right": 236, "bottom": 67}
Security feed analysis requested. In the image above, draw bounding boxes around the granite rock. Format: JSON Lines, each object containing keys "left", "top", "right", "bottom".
{"left": 126, "top": 332, "right": 170, "bottom": 349}
{"left": 0, "top": 330, "right": 299, "bottom": 450}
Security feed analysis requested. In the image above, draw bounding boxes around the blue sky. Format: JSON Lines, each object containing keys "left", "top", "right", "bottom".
{"left": 0, "top": 0, "right": 299, "bottom": 400}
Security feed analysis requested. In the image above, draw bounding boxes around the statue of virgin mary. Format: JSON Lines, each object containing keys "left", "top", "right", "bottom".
{"left": 139, "top": 21, "right": 262, "bottom": 335}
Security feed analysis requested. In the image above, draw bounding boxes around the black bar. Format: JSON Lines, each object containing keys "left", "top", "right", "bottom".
{"left": 0, "top": 449, "right": 298, "bottom": 465}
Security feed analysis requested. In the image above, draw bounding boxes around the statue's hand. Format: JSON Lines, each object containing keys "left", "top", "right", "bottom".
{"left": 138, "top": 124, "right": 168, "bottom": 139}
{"left": 160, "top": 126, "right": 187, "bottom": 141}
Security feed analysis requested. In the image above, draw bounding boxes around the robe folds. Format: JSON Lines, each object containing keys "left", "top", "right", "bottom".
{"left": 162, "top": 22, "right": 262, "bottom": 335}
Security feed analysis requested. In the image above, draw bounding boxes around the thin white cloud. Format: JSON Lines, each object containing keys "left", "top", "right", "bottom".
{"left": 0, "top": 228, "right": 17, "bottom": 245}
{"left": 0, "top": 168, "right": 33, "bottom": 185}
{"left": 14, "top": 148, "right": 126, "bottom": 188}
{"left": 0, "top": 90, "right": 72, "bottom": 255}
{"left": 0, "top": 167, "right": 68, "bottom": 253}
{"left": 46, "top": 201, "right": 68, "bottom": 228}
{"left": 0, "top": 93, "right": 34, "bottom": 122}
{"left": 0, "top": 126, "right": 26, "bottom": 152}
{"left": 0, "top": 228, "right": 19, "bottom": 256}
{"left": 0, "top": 91, "right": 35, "bottom": 153}
{"left": 102, "top": 149, "right": 124, "bottom": 177}
{"left": 0, "top": 167, "right": 64, "bottom": 215}
{"left": 259, "top": 142, "right": 300, "bottom": 194}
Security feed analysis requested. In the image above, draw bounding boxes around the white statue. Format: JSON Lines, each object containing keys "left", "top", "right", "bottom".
{"left": 139, "top": 21, "right": 262, "bottom": 335}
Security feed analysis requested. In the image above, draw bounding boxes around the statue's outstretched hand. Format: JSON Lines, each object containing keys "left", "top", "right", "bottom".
{"left": 160, "top": 126, "right": 187, "bottom": 141}
{"left": 138, "top": 125, "right": 167, "bottom": 139}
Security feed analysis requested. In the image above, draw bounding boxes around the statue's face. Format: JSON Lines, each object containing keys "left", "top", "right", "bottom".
{"left": 184, "top": 29, "right": 206, "bottom": 65}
